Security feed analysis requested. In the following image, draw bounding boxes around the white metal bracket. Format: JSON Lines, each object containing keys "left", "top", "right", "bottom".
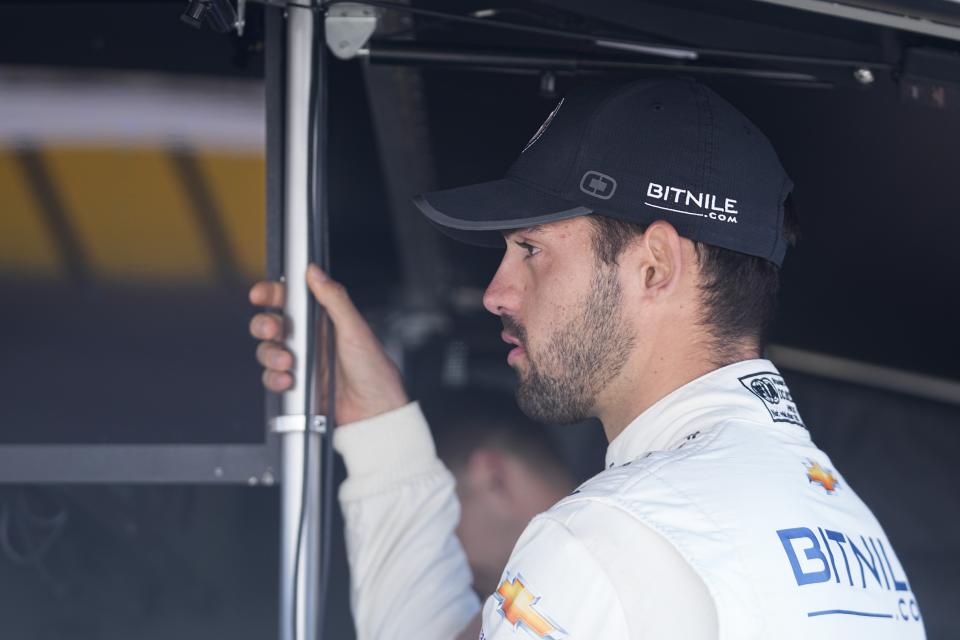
{"left": 270, "top": 414, "right": 328, "bottom": 434}
{"left": 325, "top": 3, "right": 379, "bottom": 60}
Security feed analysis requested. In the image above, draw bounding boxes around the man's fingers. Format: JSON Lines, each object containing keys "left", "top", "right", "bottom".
{"left": 256, "top": 342, "right": 293, "bottom": 370}
{"left": 253, "top": 272, "right": 368, "bottom": 341}
{"left": 249, "top": 281, "right": 285, "bottom": 308}
{"left": 306, "top": 265, "right": 366, "bottom": 333}
{"left": 250, "top": 312, "right": 284, "bottom": 341}
{"left": 262, "top": 370, "right": 293, "bottom": 392}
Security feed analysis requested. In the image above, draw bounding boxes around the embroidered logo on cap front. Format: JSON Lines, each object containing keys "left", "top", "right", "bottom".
{"left": 580, "top": 171, "right": 617, "bottom": 199}
{"left": 738, "top": 371, "right": 804, "bottom": 427}
{"left": 493, "top": 573, "right": 566, "bottom": 639}
{"left": 804, "top": 460, "right": 840, "bottom": 494}
{"left": 522, "top": 98, "right": 564, "bottom": 153}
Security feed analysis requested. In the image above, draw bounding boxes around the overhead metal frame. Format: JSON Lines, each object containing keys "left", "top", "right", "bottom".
{"left": 358, "top": 42, "right": 829, "bottom": 84}
{"left": 753, "top": 0, "right": 960, "bottom": 42}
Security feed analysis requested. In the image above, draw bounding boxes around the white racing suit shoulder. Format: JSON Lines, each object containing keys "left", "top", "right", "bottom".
{"left": 481, "top": 494, "right": 717, "bottom": 640}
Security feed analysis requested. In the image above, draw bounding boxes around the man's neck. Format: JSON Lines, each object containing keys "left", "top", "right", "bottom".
{"left": 595, "top": 341, "right": 760, "bottom": 443}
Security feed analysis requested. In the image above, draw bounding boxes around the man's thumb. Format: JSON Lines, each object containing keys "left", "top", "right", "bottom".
{"left": 306, "top": 264, "right": 361, "bottom": 329}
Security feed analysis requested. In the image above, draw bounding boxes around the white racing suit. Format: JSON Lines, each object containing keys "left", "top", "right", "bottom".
{"left": 333, "top": 359, "right": 926, "bottom": 640}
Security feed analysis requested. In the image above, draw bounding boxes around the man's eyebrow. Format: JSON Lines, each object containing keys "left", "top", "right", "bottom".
{"left": 503, "top": 224, "right": 546, "bottom": 239}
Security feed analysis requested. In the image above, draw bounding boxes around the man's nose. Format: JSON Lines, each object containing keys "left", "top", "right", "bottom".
{"left": 482, "top": 257, "right": 515, "bottom": 317}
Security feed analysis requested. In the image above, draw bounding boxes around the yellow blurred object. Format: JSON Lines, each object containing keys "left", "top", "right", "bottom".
{"left": 0, "top": 144, "right": 265, "bottom": 285}
{"left": 0, "top": 150, "right": 63, "bottom": 278}
{"left": 195, "top": 151, "right": 266, "bottom": 281}
{"left": 45, "top": 146, "right": 214, "bottom": 283}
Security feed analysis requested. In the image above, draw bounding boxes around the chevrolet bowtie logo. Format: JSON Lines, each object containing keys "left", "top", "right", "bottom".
{"left": 494, "top": 574, "right": 565, "bottom": 639}
{"left": 805, "top": 460, "right": 839, "bottom": 494}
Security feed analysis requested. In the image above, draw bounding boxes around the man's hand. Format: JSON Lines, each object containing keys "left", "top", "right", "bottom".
{"left": 249, "top": 264, "right": 409, "bottom": 425}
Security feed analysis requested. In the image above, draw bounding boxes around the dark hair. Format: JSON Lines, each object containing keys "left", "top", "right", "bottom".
{"left": 587, "top": 196, "right": 799, "bottom": 358}
{"left": 421, "top": 388, "right": 574, "bottom": 482}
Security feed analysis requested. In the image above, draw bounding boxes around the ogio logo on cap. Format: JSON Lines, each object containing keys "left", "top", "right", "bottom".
{"left": 580, "top": 171, "right": 617, "bottom": 199}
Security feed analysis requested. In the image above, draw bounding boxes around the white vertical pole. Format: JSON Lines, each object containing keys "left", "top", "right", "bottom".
{"left": 278, "top": 6, "right": 323, "bottom": 640}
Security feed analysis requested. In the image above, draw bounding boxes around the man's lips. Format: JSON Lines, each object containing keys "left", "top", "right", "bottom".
{"left": 501, "top": 331, "right": 521, "bottom": 347}
{"left": 501, "top": 331, "right": 525, "bottom": 363}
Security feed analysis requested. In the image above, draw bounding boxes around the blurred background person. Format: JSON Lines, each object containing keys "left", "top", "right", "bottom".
{"left": 422, "top": 389, "right": 577, "bottom": 596}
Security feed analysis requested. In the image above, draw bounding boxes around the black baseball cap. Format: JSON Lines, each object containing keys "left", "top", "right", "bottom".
{"left": 412, "top": 78, "right": 794, "bottom": 266}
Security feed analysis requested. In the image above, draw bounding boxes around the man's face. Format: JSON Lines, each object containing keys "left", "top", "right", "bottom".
{"left": 483, "top": 217, "right": 635, "bottom": 424}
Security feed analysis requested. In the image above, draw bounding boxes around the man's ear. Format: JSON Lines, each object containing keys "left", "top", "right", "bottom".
{"left": 633, "top": 220, "right": 686, "bottom": 297}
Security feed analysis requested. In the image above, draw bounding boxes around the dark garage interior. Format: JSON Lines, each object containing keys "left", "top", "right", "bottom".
{"left": 1, "top": 1, "right": 959, "bottom": 638}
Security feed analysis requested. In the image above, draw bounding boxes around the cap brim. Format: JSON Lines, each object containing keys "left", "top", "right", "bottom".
{"left": 413, "top": 177, "right": 592, "bottom": 247}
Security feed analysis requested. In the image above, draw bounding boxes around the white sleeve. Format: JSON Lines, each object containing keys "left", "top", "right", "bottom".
{"left": 333, "top": 402, "right": 482, "bottom": 640}
{"left": 481, "top": 501, "right": 717, "bottom": 640}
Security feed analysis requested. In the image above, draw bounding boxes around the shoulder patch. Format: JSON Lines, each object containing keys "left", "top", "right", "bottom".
{"left": 493, "top": 573, "right": 567, "bottom": 639}
{"left": 738, "top": 371, "right": 805, "bottom": 427}
{"left": 804, "top": 459, "right": 840, "bottom": 494}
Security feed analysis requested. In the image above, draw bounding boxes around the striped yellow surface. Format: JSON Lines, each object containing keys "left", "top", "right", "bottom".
{"left": 194, "top": 151, "right": 266, "bottom": 281}
{"left": 0, "top": 150, "right": 63, "bottom": 278}
{"left": 0, "top": 145, "right": 265, "bottom": 284}
{"left": 45, "top": 146, "right": 215, "bottom": 283}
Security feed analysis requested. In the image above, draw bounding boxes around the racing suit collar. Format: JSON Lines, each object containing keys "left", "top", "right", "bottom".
{"left": 605, "top": 359, "right": 788, "bottom": 468}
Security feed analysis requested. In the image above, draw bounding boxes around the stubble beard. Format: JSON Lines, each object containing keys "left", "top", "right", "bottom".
{"left": 505, "top": 263, "right": 635, "bottom": 425}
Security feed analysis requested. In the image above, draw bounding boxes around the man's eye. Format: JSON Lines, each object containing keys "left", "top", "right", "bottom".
{"left": 515, "top": 241, "right": 540, "bottom": 257}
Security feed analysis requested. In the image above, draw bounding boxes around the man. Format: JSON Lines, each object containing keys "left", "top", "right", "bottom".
{"left": 424, "top": 390, "right": 578, "bottom": 597}
{"left": 250, "top": 78, "right": 924, "bottom": 639}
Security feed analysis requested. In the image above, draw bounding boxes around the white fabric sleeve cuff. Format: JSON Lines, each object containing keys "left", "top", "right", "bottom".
{"left": 333, "top": 402, "right": 442, "bottom": 497}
